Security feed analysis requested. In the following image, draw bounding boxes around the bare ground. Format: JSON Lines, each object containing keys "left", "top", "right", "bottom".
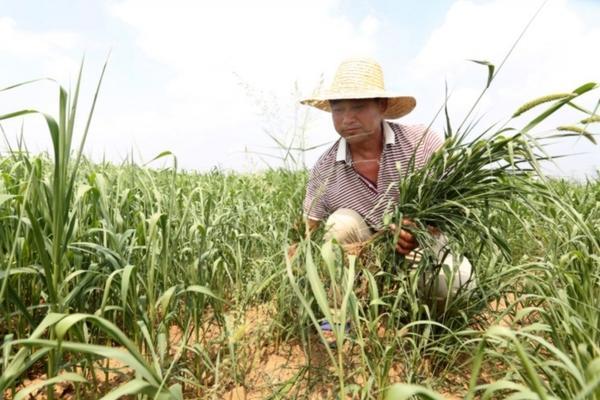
{"left": 3, "top": 295, "right": 525, "bottom": 399}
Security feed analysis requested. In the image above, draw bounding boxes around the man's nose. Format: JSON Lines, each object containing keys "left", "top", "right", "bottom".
{"left": 342, "top": 110, "right": 356, "bottom": 125}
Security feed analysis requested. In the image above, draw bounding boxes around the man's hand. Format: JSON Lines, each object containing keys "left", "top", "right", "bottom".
{"left": 307, "top": 218, "right": 320, "bottom": 233}
{"left": 287, "top": 243, "right": 299, "bottom": 259}
{"left": 287, "top": 218, "right": 321, "bottom": 260}
{"left": 390, "top": 218, "right": 418, "bottom": 255}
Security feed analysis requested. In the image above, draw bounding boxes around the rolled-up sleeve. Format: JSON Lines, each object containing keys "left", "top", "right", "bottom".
{"left": 408, "top": 124, "right": 444, "bottom": 169}
{"left": 421, "top": 125, "right": 444, "bottom": 160}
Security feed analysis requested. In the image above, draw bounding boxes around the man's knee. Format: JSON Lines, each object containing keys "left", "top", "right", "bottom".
{"left": 324, "top": 208, "right": 372, "bottom": 244}
{"left": 419, "top": 254, "right": 477, "bottom": 300}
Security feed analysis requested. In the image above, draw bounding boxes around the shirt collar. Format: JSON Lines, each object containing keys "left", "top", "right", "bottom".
{"left": 336, "top": 121, "right": 396, "bottom": 163}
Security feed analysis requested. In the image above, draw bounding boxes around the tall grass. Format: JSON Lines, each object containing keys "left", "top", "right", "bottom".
{"left": 0, "top": 53, "right": 599, "bottom": 400}
{"left": 0, "top": 118, "right": 598, "bottom": 399}
{"left": 283, "top": 54, "right": 599, "bottom": 398}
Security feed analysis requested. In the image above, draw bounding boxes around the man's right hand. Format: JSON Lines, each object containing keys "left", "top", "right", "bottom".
{"left": 288, "top": 219, "right": 321, "bottom": 259}
{"left": 287, "top": 243, "right": 299, "bottom": 259}
{"left": 307, "top": 218, "right": 320, "bottom": 233}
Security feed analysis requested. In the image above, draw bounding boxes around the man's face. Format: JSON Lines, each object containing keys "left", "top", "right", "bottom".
{"left": 330, "top": 98, "right": 387, "bottom": 145}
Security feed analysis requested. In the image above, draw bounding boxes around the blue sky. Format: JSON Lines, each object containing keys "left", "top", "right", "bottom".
{"left": 1, "top": 0, "right": 599, "bottom": 177}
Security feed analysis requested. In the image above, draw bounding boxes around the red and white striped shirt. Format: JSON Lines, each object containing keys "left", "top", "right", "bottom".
{"left": 303, "top": 122, "right": 443, "bottom": 229}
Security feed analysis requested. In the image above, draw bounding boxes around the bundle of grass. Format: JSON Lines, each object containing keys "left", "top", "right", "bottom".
{"left": 375, "top": 79, "right": 599, "bottom": 321}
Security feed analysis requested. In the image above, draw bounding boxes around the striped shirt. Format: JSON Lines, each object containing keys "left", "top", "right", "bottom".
{"left": 303, "top": 121, "right": 443, "bottom": 229}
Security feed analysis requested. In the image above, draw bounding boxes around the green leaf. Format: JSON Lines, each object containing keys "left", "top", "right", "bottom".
{"left": 121, "top": 264, "right": 137, "bottom": 311}
{"left": 385, "top": 383, "right": 446, "bottom": 400}
{"left": 184, "top": 285, "right": 223, "bottom": 302}
{"left": 16, "top": 338, "right": 161, "bottom": 386}
{"left": 0, "top": 78, "right": 56, "bottom": 93}
{"left": 14, "top": 372, "right": 87, "bottom": 400}
{"left": 304, "top": 243, "right": 333, "bottom": 326}
{"left": 146, "top": 150, "right": 175, "bottom": 166}
{"left": 468, "top": 59, "right": 495, "bottom": 88}
{"left": 0, "top": 194, "right": 16, "bottom": 207}
{"left": 156, "top": 285, "right": 178, "bottom": 315}
{"left": 99, "top": 378, "right": 154, "bottom": 400}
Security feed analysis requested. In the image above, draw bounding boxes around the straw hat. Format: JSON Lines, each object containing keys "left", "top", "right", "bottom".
{"left": 301, "top": 57, "right": 416, "bottom": 119}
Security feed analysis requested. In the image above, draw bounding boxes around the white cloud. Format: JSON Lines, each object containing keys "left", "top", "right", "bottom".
{"left": 360, "top": 14, "right": 379, "bottom": 36}
{"left": 0, "top": 17, "right": 81, "bottom": 154}
{"left": 110, "top": 0, "right": 377, "bottom": 91}
{"left": 1, "top": 1, "right": 597, "bottom": 177}
{"left": 0, "top": 17, "right": 78, "bottom": 53}
{"left": 0, "top": 17, "right": 80, "bottom": 83}
{"left": 104, "top": 0, "right": 380, "bottom": 170}
{"left": 406, "top": 0, "right": 600, "bottom": 177}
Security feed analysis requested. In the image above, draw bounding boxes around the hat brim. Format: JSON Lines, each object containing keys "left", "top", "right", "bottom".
{"left": 300, "top": 92, "right": 416, "bottom": 120}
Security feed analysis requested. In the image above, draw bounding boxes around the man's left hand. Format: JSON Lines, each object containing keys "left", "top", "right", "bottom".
{"left": 390, "top": 218, "right": 418, "bottom": 255}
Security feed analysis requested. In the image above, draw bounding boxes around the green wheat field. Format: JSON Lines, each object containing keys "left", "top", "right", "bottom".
{"left": 1, "top": 62, "right": 599, "bottom": 399}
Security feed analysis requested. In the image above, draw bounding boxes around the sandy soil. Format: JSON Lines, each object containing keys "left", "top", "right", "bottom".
{"left": 2, "top": 294, "right": 523, "bottom": 399}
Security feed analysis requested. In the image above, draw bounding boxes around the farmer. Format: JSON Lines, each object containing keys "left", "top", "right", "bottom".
{"left": 300, "top": 57, "right": 473, "bottom": 298}
{"left": 300, "top": 57, "right": 441, "bottom": 252}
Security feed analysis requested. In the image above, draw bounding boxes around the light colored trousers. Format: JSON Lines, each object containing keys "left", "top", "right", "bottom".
{"left": 324, "top": 208, "right": 476, "bottom": 301}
